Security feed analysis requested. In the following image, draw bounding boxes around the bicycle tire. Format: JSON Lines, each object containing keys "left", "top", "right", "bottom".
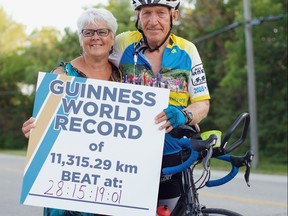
{"left": 201, "top": 208, "right": 243, "bottom": 216}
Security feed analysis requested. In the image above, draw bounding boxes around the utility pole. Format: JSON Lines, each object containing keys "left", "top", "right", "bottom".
{"left": 243, "top": 0, "right": 259, "bottom": 168}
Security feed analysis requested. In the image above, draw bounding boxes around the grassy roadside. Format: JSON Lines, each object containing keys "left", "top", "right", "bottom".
{"left": 1, "top": 149, "right": 287, "bottom": 176}
{"left": 208, "top": 156, "right": 287, "bottom": 176}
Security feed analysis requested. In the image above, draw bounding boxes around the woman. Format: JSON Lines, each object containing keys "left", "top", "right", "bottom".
{"left": 22, "top": 7, "right": 120, "bottom": 137}
{"left": 22, "top": 8, "right": 120, "bottom": 216}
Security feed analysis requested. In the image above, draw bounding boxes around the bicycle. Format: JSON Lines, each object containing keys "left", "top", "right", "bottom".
{"left": 158, "top": 112, "right": 254, "bottom": 216}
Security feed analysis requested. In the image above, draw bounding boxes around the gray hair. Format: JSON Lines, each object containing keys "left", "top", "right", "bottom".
{"left": 77, "top": 8, "right": 118, "bottom": 36}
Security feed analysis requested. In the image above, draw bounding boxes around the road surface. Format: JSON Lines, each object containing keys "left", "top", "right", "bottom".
{"left": 0, "top": 154, "right": 286, "bottom": 216}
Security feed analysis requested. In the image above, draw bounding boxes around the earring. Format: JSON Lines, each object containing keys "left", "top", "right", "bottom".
{"left": 109, "top": 46, "right": 114, "bottom": 55}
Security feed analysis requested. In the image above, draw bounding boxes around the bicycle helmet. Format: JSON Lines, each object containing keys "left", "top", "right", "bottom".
{"left": 132, "top": 0, "right": 180, "bottom": 10}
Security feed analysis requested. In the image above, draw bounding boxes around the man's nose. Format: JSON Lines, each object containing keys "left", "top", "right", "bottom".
{"left": 149, "top": 13, "right": 159, "bottom": 25}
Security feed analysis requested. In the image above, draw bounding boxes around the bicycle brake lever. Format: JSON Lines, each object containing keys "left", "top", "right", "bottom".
{"left": 244, "top": 162, "right": 251, "bottom": 187}
{"left": 202, "top": 135, "right": 217, "bottom": 171}
{"left": 202, "top": 147, "right": 213, "bottom": 172}
{"left": 244, "top": 151, "right": 254, "bottom": 187}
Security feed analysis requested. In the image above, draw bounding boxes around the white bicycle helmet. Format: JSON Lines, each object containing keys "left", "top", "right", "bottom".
{"left": 131, "top": 0, "right": 180, "bottom": 10}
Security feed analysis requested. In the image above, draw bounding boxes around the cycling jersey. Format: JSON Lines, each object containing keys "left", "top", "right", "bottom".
{"left": 110, "top": 31, "right": 210, "bottom": 155}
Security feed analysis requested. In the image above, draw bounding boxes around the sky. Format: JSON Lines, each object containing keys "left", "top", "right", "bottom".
{"left": 0, "top": 0, "right": 108, "bottom": 34}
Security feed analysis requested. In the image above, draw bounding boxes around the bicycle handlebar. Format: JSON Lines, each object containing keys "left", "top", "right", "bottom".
{"left": 206, "top": 151, "right": 254, "bottom": 187}
{"left": 162, "top": 142, "right": 199, "bottom": 175}
{"left": 205, "top": 113, "right": 253, "bottom": 187}
{"left": 162, "top": 135, "right": 218, "bottom": 175}
{"left": 220, "top": 112, "right": 250, "bottom": 154}
{"left": 163, "top": 113, "right": 252, "bottom": 187}
{"left": 205, "top": 154, "right": 239, "bottom": 187}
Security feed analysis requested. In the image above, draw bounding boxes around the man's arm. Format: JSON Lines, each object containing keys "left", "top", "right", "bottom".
{"left": 155, "top": 99, "right": 210, "bottom": 133}
{"left": 183, "top": 99, "right": 210, "bottom": 125}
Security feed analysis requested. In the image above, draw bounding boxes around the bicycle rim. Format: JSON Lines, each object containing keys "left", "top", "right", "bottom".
{"left": 201, "top": 208, "right": 243, "bottom": 216}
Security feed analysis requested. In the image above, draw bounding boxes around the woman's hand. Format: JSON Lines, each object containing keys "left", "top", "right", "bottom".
{"left": 22, "top": 117, "right": 35, "bottom": 138}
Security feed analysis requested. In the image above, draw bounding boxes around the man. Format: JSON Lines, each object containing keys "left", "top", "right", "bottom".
{"left": 110, "top": 0, "right": 211, "bottom": 212}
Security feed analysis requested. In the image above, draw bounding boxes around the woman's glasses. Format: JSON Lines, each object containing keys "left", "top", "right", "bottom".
{"left": 81, "top": 28, "right": 111, "bottom": 37}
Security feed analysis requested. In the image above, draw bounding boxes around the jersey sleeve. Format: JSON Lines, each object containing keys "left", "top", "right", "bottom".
{"left": 109, "top": 31, "right": 142, "bottom": 68}
{"left": 169, "top": 34, "right": 210, "bottom": 103}
{"left": 186, "top": 42, "right": 210, "bottom": 103}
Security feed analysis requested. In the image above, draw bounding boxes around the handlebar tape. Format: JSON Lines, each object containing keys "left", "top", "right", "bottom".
{"left": 162, "top": 141, "right": 199, "bottom": 175}
{"left": 205, "top": 154, "right": 239, "bottom": 187}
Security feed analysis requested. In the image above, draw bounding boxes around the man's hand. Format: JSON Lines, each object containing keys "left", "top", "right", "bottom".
{"left": 155, "top": 105, "right": 186, "bottom": 133}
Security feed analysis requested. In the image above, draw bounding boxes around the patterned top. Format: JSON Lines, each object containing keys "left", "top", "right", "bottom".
{"left": 53, "top": 61, "right": 122, "bottom": 82}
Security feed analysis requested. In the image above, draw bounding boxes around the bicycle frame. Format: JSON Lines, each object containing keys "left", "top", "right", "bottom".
{"left": 162, "top": 113, "right": 252, "bottom": 216}
{"left": 170, "top": 161, "right": 243, "bottom": 216}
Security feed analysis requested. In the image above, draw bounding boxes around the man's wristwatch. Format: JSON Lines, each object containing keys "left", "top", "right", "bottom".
{"left": 182, "top": 110, "right": 193, "bottom": 125}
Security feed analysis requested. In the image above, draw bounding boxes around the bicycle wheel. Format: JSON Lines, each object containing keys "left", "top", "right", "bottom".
{"left": 201, "top": 208, "right": 243, "bottom": 216}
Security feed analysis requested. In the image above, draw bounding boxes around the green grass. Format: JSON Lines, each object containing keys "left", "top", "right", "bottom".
{"left": 1, "top": 150, "right": 287, "bottom": 176}
{"left": 204, "top": 157, "right": 287, "bottom": 176}
{"left": 252, "top": 161, "right": 287, "bottom": 175}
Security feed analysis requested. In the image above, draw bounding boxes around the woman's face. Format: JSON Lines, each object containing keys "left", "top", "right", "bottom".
{"left": 80, "top": 22, "right": 115, "bottom": 59}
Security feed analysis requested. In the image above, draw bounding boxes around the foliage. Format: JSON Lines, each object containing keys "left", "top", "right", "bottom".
{"left": 0, "top": 0, "right": 287, "bottom": 167}
{"left": 104, "top": 0, "right": 135, "bottom": 34}
{"left": 221, "top": 0, "right": 287, "bottom": 163}
{"left": 0, "top": 7, "right": 27, "bottom": 55}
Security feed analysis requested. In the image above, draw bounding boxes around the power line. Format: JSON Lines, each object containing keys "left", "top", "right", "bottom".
{"left": 193, "top": 14, "right": 287, "bottom": 44}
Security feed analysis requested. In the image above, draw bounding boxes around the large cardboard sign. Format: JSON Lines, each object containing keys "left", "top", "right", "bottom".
{"left": 20, "top": 72, "right": 170, "bottom": 216}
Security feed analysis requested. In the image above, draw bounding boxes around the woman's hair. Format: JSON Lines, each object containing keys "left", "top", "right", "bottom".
{"left": 77, "top": 8, "right": 118, "bottom": 36}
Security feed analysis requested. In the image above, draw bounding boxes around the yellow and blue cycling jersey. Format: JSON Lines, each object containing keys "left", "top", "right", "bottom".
{"left": 110, "top": 31, "right": 211, "bottom": 155}
{"left": 110, "top": 31, "right": 210, "bottom": 107}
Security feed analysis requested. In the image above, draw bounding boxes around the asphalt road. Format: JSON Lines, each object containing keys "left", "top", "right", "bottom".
{"left": 0, "top": 154, "right": 43, "bottom": 216}
{"left": 195, "top": 169, "right": 287, "bottom": 216}
{"left": 0, "top": 154, "right": 287, "bottom": 216}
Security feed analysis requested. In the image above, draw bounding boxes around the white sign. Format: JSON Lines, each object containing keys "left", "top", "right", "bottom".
{"left": 20, "top": 72, "right": 170, "bottom": 216}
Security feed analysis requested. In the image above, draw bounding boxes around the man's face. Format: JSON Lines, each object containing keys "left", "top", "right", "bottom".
{"left": 138, "top": 6, "right": 176, "bottom": 47}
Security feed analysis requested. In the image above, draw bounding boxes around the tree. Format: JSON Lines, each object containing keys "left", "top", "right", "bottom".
{"left": 104, "top": 0, "right": 135, "bottom": 34}
{"left": 0, "top": 9, "right": 63, "bottom": 149}
{"left": 0, "top": 7, "right": 27, "bottom": 55}
{"left": 221, "top": 0, "right": 287, "bottom": 163}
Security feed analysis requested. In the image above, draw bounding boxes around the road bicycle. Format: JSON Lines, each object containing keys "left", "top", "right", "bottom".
{"left": 158, "top": 112, "right": 254, "bottom": 216}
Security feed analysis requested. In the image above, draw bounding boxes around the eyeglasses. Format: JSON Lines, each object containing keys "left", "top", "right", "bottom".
{"left": 81, "top": 28, "right": 112, "bottom": 37}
